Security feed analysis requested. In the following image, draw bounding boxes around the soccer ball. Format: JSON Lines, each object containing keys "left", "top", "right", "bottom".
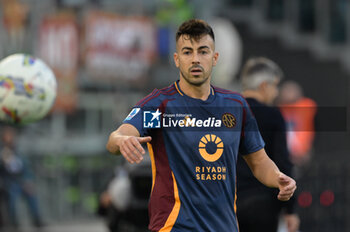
{"left": 0, "top": 54, "right": 57, "bottom": 124}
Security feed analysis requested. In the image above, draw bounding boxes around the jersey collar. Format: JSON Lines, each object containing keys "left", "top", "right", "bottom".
{"left": 174, "top": 80, "right": 215, "bottom": 103}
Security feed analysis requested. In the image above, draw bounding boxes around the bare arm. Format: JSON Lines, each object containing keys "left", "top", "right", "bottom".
{"left": 284, "top": 214, "right": 300, "bottom": 232}
{"left": 106, "top": 123, "right": 151, "bottom": 164}
{"left": 243, "top": 148, "right": 297, "bottom": 201}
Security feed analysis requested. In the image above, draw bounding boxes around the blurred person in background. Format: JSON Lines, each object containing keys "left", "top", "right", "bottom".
{"left": 97, "top": 160, "right": 151, "bottom": 232}
{"left": 237, "top": 57, "right": 299, "bottom": 232}
{"left": 106, "top": 19, "right": 296, "bottom": 232}
{"left": 0, "top": 0, "right": 29, "bottom": 54}
{"left": 0, "top": 126, "right": 43, "bottom": 229}
{"left": 277, "top": 81, "right": 317, "bottom": 166}
{"left": 97, "top": 166, "right": 131, "bottom": 232}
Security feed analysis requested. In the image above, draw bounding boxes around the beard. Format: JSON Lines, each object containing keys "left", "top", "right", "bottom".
{"left": 180, "top": 68, "right": 211, "bottom": 87}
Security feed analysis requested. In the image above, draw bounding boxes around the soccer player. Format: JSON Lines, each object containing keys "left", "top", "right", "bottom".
{"left": 106, "top": 19, "right": 296, "bottom": 232}
{"left": 236, "top": 57, "right": 299, "bottom": 232}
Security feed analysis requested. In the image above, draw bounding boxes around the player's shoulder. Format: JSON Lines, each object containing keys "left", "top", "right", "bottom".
{"left": 135, "top": 84, "right": 178, "bottom": 107}
{"left": 213, "top": 86, "right": 246, "bottom": 104}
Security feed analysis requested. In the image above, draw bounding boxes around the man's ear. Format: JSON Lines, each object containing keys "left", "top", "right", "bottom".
{"left": 174, "top": 52, "right": 179, "bottom": 68}
{"left": 259, "top": 81, "right": 268, "bottom": 92}
{"left": 212, "top": 52, "right": 219, "bottom": 66}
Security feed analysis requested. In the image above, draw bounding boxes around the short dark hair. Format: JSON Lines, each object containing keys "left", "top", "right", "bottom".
{"left": 241, "top": 57, "right": 284, "bottom": 90}
{"left": 176, "top": 19, "right": 215, "bottom": 42}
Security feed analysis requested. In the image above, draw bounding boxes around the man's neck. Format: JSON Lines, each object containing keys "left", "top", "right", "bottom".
{"left": 178, "top": 79, "right": 211, "bottom": 101}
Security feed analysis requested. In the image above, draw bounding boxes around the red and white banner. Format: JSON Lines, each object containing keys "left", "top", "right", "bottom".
{"left": 84, "top": 11, "right": 157, "bottom": 82}
{"left": 38, "top": 13, "right": 79, "bottom": 112}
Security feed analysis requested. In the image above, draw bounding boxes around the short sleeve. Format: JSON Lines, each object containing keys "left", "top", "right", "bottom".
{"left": 239, "top": 100, "right": 265, "bottom": 155}
{"left": 123, "top": 107, "right": 149, "bottom": 137}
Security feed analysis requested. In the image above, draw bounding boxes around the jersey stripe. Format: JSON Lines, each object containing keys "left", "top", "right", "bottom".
{"left": 213, "top": 86, "right": 241, "bottom": 96}
{"left": 174, "top": 81, "right": 184, "bottom": 96}
{"left": 136, "top": 89, "right": 159, "bottom": 106}
{"left": 160, "top": 86, "right": 177, "bottom": 96}
{"left": 141, "top": 91, "right": 162, "bottom": 107}
{"left": 159, "top": 172, "right": 181, "bottom": 232}
{"left": 137, "top": 86, "right": 177, "bottom": 109}
{"left": 166, "top": 90, "right": 178, "bottom": 96}
{"left": 148, "top": 131, "right": 176, "bottom": 231}
{"left": 235, "top": 177, "right": 239, "bottom": 232}
{"left": 148, "top": 143, "right": 156, "bottom": 193}
{"left": 159, "top": 85, "right": 175, "bottom": 93}
{"left": 224, "top": 97, "right": 243, "bottom": 106}
{"left": 148, "top": 99, "right": 179, "bottom": 231}
{"left": 234, "top": 177, "right": 238, "bottom": 213}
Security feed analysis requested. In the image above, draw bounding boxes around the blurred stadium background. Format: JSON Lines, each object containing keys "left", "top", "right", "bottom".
{"left": 0, "top": 0, "right": 349, "bottom": 231}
